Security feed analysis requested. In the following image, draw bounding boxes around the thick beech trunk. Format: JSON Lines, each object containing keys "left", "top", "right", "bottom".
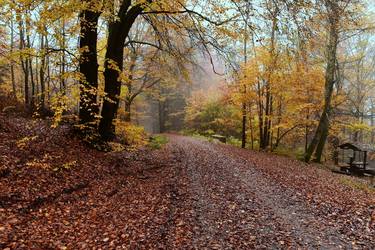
{"left": 79, "top": 8, "right": 100, "bottom": 128}
{"left": 99, "top": 4, "right": 143, "bottom": 140}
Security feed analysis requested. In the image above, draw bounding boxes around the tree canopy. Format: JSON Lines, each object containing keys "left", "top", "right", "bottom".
{"left": 0, "top": 0, "right": 374, "bottom": 162}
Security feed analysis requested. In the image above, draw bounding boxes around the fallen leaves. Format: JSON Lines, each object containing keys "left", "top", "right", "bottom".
{"left": 0, "top": 115, "right": 176, "bottom": 249}
{"left": 1, "top": 115, "right": 374, "bottom": 248}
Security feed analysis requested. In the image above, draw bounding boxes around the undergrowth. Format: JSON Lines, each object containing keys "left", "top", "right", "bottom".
{"left": 149, "top": 135, "right": 169, "bottom": 149}
{"left": 339, "top": 176, "right": 375, "bottom": 193}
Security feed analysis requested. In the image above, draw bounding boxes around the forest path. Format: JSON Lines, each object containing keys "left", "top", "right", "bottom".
{"left": 1, "top": 114, "right": 373, "bottom": 249}
{"left": 165, "top": 135, "right": 370, "bottom": 249}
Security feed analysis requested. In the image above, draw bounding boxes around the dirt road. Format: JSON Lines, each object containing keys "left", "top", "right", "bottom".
{"left": 1, "top": 128, "right": 374, "bottom": 249}
{"left": 163, "top": 135, "right": 374, "bottom": 249}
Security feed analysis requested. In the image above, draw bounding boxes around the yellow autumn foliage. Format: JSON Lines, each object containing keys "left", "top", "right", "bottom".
{"left": 114, "top": 120, "right": 148, "bottom": 149}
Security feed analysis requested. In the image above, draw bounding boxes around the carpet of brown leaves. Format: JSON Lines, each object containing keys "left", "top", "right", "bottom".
{"left": 0, "top": 115, "right": 374, "bottom": 249}
{"left": 167, "top": 136, "right": 375, "bottom": 249}
{"left": 0, "top": 115, "right": 177, "bottom": 249}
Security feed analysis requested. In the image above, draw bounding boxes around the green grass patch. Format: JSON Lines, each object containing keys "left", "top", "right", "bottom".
{"left": 149, "top": 135, "right": 169, "bottom": 149}
{"left": 181, "top": 130, "right": 213, "bottom": 142}
{"left": 339, "top": 176, "right": 374, "bottom": 193}
{"left": 273, "top": 146, "right": 307, "bottom": 161}
{"left": 191, "top": 133, "right": 213, "bottom": 142}
{"left": 227, "top": 136, "right": 242, "bottom": 147}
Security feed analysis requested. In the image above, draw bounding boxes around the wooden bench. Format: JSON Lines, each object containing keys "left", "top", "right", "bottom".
{"left": 211, "top": 134, "right": 226, "bottom": 143}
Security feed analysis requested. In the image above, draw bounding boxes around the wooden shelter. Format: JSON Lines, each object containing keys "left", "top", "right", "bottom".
{"left": 337, "top": 142, "right": 372, "bottom": 176}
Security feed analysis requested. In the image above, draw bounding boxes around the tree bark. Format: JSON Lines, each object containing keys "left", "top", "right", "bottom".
{"left": 257, "top": 80, "right": 264, "bottom": 148}
{"left": 124, "top": 100, "right": 131, "bottom": 122}
{"left": 305, "top": 112, "right": 309, "bottom": 154}
{"left": 241, "top": 12, "right": 249, "bottom": 149}
{"left": 314, "top": 122, "right": 329, "bottom": 163}
{"left": 260, "top": 4, "right": 278, "bottom": 150}
{"left": 28, "top": 51, "right": 35, "bottom": 110}
{"left": 241, "top": 94, "right": 247, "bottom": 148}
{"left": 25, "top": 10, "right": 35, "bottom": 110}
{"left": 99, "top": 3, "right": 144, "bottom": 140}
{"left": 371, "top": 100, "right": 374, "bottom": 144}
{"left": 46, "top": 36, "right": 51, "bottom": 106}
{"left": 10, "top": 17, "right": 17, "bottom": 100}
{"left": 305, "top": 1, "right": 339, "bottom": 162}
{"left": 78, "top": 6, "right": 100, "bottom": 128}
{"left": 123, "top": 52, "right": 137, "bottom": 123}
{"left": 18, "top": 17, "right": 29, "bottom": 109}
{"left": 60, "top": 19, "right": 66, "bottom": 94}
{"left": 159, "top": 98, "right": 166, "bottom": 133}
{"left": 35, "top": 53, "right": 39, "bottom": 102}
{"left": 39, "top": 32, "right": 46, "bottom": 111}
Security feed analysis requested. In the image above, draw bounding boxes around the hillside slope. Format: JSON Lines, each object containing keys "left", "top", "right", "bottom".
{"left": 0, "top": 115, "right": 374, "bottom": 249}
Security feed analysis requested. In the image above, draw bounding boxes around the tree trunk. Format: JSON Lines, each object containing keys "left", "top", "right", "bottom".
{"left": 260, "top": 5, "right": 278, "bottom": 150}
{"left": 39, "top": 33, "right": 46, "bottom": 111}
{"left": 241, "top": 96, "right": 247, "bottom": 148}
{"left": 10, "top": 17, "right": 17, "bottom": 100}
{"left": 99, "top": 31, "right": 124, "bottom": 139}
{"left": 305, "top": 112, "right": 309, "bottom": 154}
{"left": 35, "top": 54, "right": 40, "bottom": 103}
{"left": 371, "top": 101, "right": 374, "bottom": 144}
{"left": 79, "top": 7, "right": 100, "bottom": 128}
{"left": 257, "top": 81, "right": 264, "bottom": 149}
{"left": 99, "top": 4, "right": 143, "bottom": 140}
{"left": 305, "top": 2, "right": 338, "bottom": 163}
{"left": 313, "top": 119, "right": 329, "bottom": 162}
{"left": 264, "top": 92, "right": 273, "bottom": 149}
{"left": 18, "top": 17, "right": 29, "bottom": 109}
{"left": 249, "top": 104, "right": 254, "bottom": 150}
{"left": 60, "top": 19, "right": 66, "bottom": 94}
{"left": 159, "top": 98, "right": 166, "bottom": 133}
{"left": 46, "top": 36, "right": 51, "bottom": 106}
{"left": 28, "top": 52, "right": 35, "bottom": 110}
{"left": 241, "top": 16, "right": 249, "bottom": 149}
{"left": 25, "top": 10, "right": 35, "bottom": 111}
{"left": 123, "top": 52, "right": 137, "bottom": 123}
{"left": 124, "top": 100, "right": 131, "bottom": 122}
